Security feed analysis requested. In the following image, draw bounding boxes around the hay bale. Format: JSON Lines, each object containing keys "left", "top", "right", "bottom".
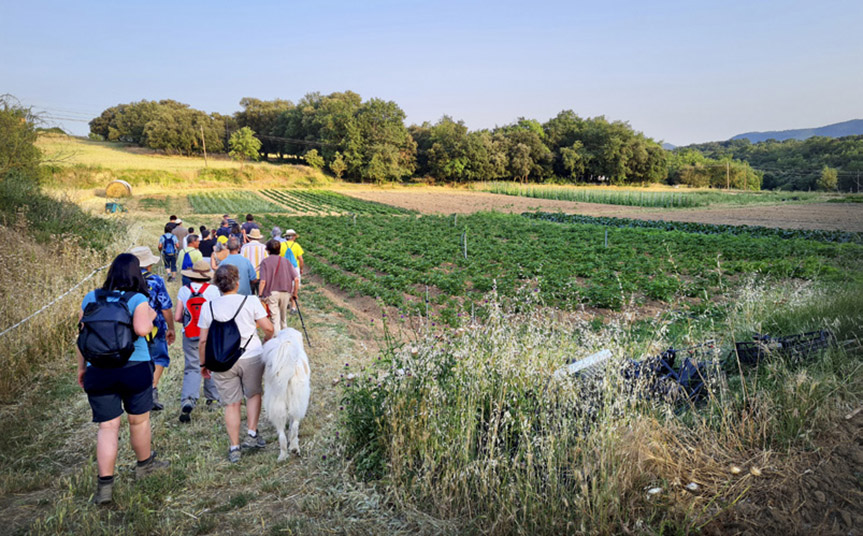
{"left": 105, "top": 180, "right": 132, "bottom": 198}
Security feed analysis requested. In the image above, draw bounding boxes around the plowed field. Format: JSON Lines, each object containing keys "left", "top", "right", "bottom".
{"left": 344, "top": 189, "right": 863, "bottom": 232}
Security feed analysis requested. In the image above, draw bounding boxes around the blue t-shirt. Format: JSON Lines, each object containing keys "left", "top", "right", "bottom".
{"left": 219, "top": 254, "right": 258, "bottom": 296}
{"left": 159, "top": 233, "right": 179, "bottom": 255}
{"left": 143, "top": 270, "right": 173, "bottom": 336}
{"left": 81, "top": 290, "right": 151, "bottom": 364}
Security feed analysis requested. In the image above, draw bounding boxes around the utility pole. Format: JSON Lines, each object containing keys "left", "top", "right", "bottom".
{"left": 200, "top": 125, "right": 208, "bottom": 167}
{"left": 726, "top": 161, "right": 730, "bottom": 189}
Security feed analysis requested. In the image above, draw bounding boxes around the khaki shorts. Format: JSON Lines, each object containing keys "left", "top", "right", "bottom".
{"left": 212, "top": 354, "right": 264, "bottom": 405}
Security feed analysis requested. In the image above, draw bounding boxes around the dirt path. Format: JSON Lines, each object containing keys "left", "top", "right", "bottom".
{"left": 343, "top": 189, "right": 863, "bottom": 232}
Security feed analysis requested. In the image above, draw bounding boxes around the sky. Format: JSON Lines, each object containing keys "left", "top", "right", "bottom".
{"left": 2, "top": 0, "right": 861, "bottom": 146}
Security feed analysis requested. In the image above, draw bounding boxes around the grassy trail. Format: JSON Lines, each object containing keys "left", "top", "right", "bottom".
{"left": 0, "top": 212, "right": 438, "bottom": 535}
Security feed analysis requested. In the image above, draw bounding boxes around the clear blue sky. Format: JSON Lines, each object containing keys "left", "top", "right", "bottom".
{"left": 2, "top": 0, "right": 861, "bottom": 145}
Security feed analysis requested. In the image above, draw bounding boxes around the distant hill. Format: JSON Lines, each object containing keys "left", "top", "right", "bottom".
{"left": 661, "top": 142, "right": 676, "bottom": 150}
{"left": 731, "top": 119, "right": 863, "bottom": 143}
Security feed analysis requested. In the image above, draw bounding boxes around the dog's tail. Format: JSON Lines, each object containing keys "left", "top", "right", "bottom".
{"left": 265, "top": 335, "right": 301, "bottom": 391}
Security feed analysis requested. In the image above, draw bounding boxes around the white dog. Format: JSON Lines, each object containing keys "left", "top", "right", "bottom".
{"left": 261, "top": 328, "right": 311, "bottom": 461}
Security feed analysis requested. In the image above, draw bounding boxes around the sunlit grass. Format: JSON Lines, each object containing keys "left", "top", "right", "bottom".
{"left": 340, "top": 281, "right": 863, "bottom": 533}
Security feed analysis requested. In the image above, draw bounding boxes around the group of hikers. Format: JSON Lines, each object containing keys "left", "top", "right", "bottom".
{"left": 75, "top": 213, "right": 306, "bottom": 505}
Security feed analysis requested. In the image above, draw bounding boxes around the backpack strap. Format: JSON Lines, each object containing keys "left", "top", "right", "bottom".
{"left": 230, "top": 296, "right": 249, "bottom": 321}
{"left": 231, "top": 296, "right": 254, "bottom": 351}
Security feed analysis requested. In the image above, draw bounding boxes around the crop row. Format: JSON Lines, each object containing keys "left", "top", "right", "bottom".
{"left": 260, "top": 213, "right": 863, "bottom": 321}
{"left": 483, "top": 182, "right": 825, "bottom": 208}
{"left": 260, "top": 189, "right": 414, "bottom": 215}
{"left": 524, "top": 211, "right": 863, "bottom": 244}
{"left": 188, "top": 190, "right": 287, "bottom": 214}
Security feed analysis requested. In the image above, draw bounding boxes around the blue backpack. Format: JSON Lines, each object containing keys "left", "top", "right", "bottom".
{"left": 181, "top": 248, "right": 195, "bottom": 270}
{"left": 161, "top": 233, "right": 176, "bottom": 255}
{"left": 204, "top": 297, "right": 252, "bottom": 372}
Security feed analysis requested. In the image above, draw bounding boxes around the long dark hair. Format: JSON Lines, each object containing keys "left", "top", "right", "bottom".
{"left": 102, "top": 253, "right": 149, "bottom": 296}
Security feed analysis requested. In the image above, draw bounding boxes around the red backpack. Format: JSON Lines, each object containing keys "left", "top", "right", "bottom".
{"left": 182, "top": 283, "right": 210, "bottom": 338}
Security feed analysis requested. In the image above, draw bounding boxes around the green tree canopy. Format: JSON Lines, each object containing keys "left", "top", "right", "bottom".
{"left": 228, "top": 127, "right": 262, "bottom": 163}
{"left": 818, "top": 166, "right": 838, "bottom": 191}
{"left": 234, "top": 98, "right": 294, "bottom": 158}
{"left": 0, "top": 95, "right": 41, "bottom": 178}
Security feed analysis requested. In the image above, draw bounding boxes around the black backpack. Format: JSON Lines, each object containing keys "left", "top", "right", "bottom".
{"left": 204, "top": 296, "right": 253, "bottom": 372}
{"left": 77, "top": 290, "right": 138, "bottom": 368}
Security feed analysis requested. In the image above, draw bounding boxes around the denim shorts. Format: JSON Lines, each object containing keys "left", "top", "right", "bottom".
{"left": 148, "top": 336, "right": 170, "bottom": 368}
{"left": 163, "top": 253, "right": 177, "bottom": 272}
{"left": 84, "top": 361, "right": 154, "bottom": 422}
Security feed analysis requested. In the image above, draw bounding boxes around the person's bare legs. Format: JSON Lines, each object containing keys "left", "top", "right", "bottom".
{"left": 246, "top": 393, "right": 261, "bottom": 432}
{"left": 96, "top": 417, "right": 121, "bottom": 477}
{"left": 127, "top": 412, "right": 152, "bottom": 461}
{"left": 152, "top": 365, "right": 164, "bottom": 388}
{"left": 225, "top": 402, "right": 242, "bottom": 446}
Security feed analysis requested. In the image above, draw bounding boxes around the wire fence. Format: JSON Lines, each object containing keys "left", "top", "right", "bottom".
{"left": 0, "top": 263, "right": 111, "bottom": 340}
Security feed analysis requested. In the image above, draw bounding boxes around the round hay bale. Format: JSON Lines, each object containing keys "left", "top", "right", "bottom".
{"left": 105, "top": 180, "right": 132, "bottom": 198}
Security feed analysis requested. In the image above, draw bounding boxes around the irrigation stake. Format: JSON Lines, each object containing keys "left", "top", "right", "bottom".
{"left": 463, "top": 229, "right": 468, "bottom": 259}
{"left": 353, "top": 214, "right": 357, "bottom": 226}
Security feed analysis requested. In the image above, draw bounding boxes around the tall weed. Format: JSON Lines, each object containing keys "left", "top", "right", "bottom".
{"left": 341, "top": 283, "right": 862, "bottom": 533}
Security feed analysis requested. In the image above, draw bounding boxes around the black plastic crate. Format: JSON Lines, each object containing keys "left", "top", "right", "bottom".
{"left": 734, "top": 330, "right": 832, "bottom": 366}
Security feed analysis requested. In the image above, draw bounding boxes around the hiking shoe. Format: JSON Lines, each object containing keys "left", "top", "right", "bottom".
{"left": 205, "top": 398, "right": 218, "bottom": 410}
{"left": 241, "top": 432, "right": 266, "bottom": 450}
{"left": 136, "top": 452, "right": 170, "bottom": 480}
{"left": 228, "top": 448, "right": 241, "bottom": 464}
{"left": 93, "top": 478, "right": 113, "bottom": 505}
{"left": 179, "top": 402, "right": 193, "bottom": 423}
{"left": 152, "top": 387, "right": 164, "bottom": 411}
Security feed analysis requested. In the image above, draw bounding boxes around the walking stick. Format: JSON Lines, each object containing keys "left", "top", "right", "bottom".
{"left": 293, "top": 297, "right": 312, "bottom": 348}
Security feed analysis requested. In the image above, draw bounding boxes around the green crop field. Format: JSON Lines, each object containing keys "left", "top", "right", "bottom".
{"left": 260, "top": 212, "right": 863, "bottom": 324}
{"left": 188, "top": 190, "right": 288, "bottom": 214}
{"left": 261, "top": 189, "right": 415, "bottom": 214}
{"left": 482, "top": 181, "right": 833, "bottom": 207}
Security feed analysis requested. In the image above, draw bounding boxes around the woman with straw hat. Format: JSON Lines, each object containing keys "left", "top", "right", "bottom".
{"left": 175, "top": 260, "right": 222, "bottom": 423}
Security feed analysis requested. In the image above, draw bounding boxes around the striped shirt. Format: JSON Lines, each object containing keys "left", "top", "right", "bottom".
{"left": 240, "top": 241, "right": 267, "bottom": 278}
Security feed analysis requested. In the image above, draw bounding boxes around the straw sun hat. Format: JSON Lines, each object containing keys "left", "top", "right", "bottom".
{"left": 247, "top": 228, "right": 264, "bottom": 240}
{"left": 130, "top": 246, "right": 161, "bottom": 268}
{"left": 181, "top": 260, "right": 215, "bottom": 281}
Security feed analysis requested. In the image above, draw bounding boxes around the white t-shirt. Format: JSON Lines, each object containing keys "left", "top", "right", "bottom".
{"left": 176, "top": 282, "right": 221, "bottom": 335}
{"left": 198, "top": 293, "right": 267, "bottom": 359}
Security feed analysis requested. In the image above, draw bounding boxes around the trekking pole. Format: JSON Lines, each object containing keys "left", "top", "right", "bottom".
{"left": 293, "top": 298, "right": 312, "bottom": 347}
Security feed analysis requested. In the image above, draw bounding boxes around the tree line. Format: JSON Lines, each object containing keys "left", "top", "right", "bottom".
{"left": 680, "top": 136, "right": 863, "bottom": 192}
{"left": 90, "top": 92, "right": 863, "bottom": 190}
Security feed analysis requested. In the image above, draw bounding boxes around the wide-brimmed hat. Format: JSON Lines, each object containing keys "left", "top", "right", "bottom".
{"left": 285, "top": 228, "right": 297, "bottom": 237}
{"left": 247, "top": 228, "right": 263, "bottom": 240}
{"left": 217, "top": 235, "right": 228, "bottom": 244}
{"left": 181, "top": 259, "right": 214, "bottom": 281}
{"left": 130, "top": 246, "right": 161, "bottom": 268}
